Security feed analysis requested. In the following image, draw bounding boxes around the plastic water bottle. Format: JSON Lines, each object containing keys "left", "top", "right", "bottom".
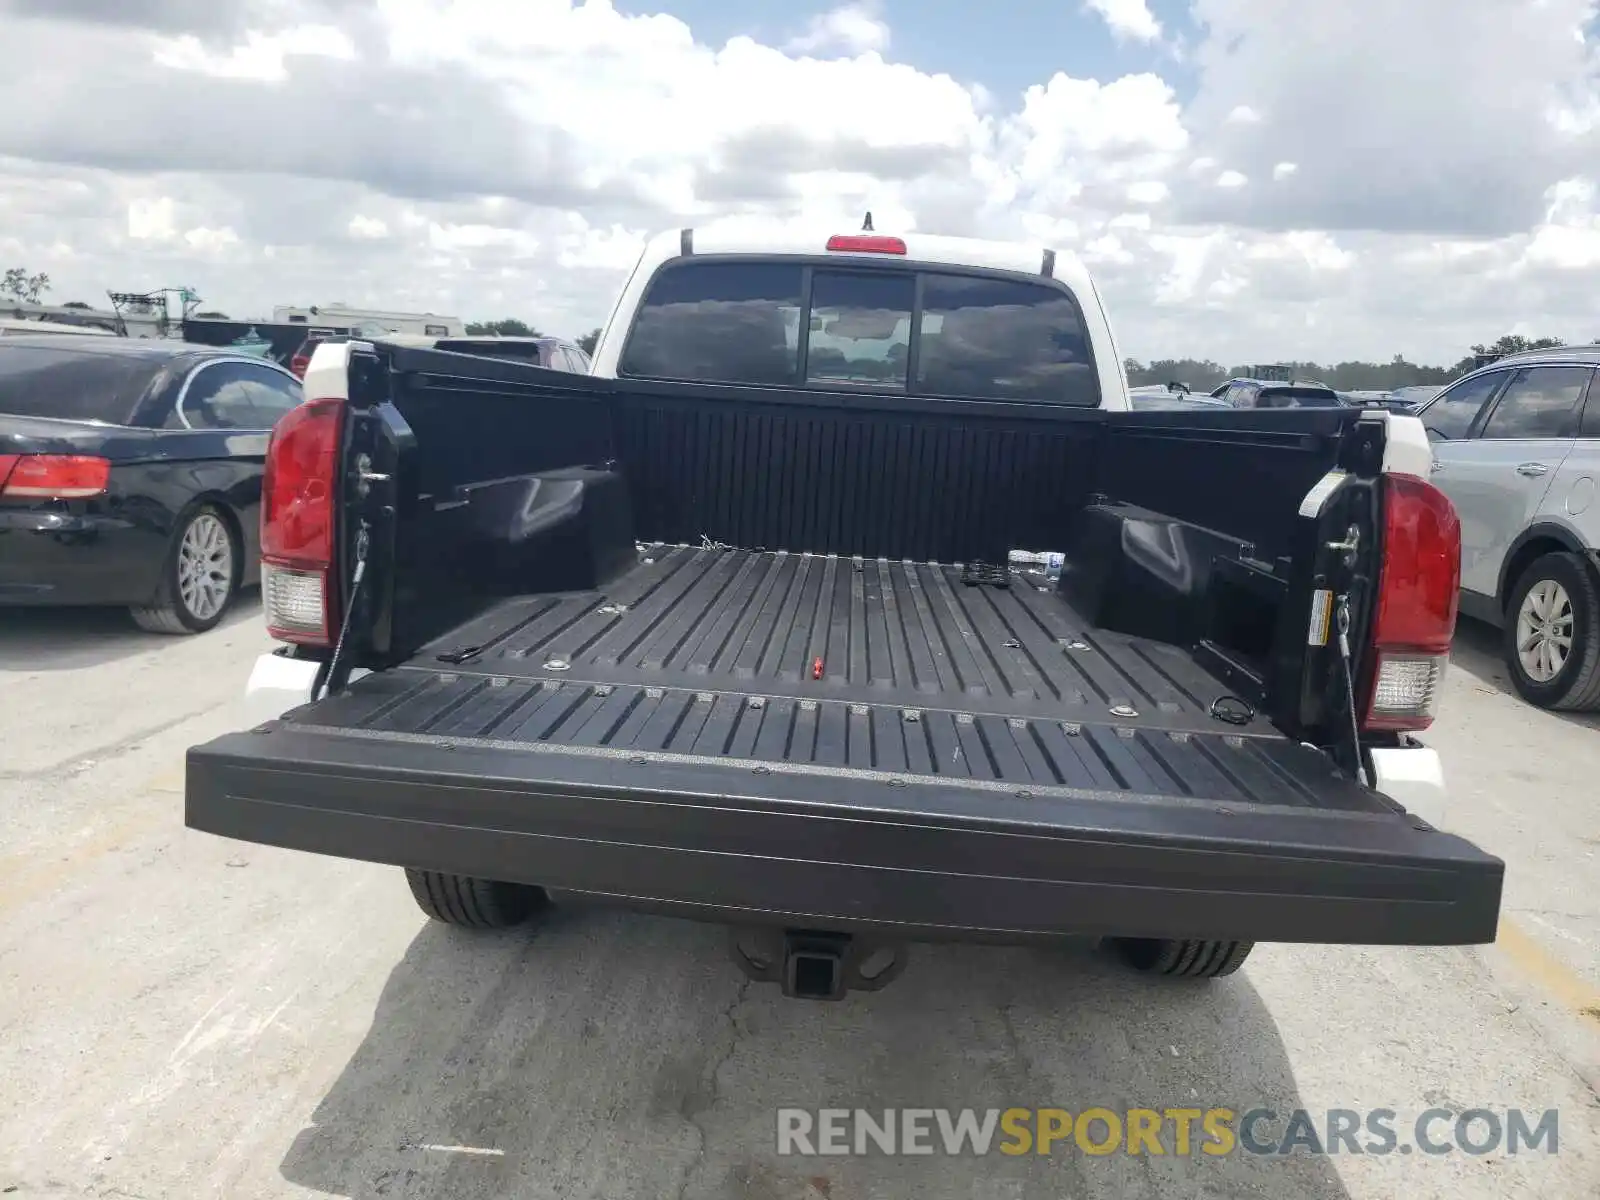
{"left": 1008, "top": 550, "right": 1064, "bottom": 582}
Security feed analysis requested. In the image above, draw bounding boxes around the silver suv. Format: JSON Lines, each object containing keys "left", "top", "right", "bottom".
{"left": 1418, "top": 345, "right": 1600, "bottom": 709}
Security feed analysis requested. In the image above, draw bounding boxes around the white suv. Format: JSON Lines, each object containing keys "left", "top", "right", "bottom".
{"left": 1418, "top": 346, "right": 1600, "bottom": 709}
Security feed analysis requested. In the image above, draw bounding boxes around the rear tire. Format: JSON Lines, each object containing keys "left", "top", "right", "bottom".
{"left": 130, "top": 503, "right": 239, "bottom": 634}
{"left": 1112, "top": 937, "right": 1254, "bottom": 979}
{"left": 1501, "top": 552, "right": 1600, "bottom": 711}
{"left": 405, "top": 869, "right": 548, "bottom": 929}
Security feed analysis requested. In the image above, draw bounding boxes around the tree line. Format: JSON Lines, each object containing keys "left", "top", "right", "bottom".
{"left": 1125, "top": 335, "right": 1591, "bottom": 392}
{"left": 4, "top": 267, "right": 52, "bottom": 304}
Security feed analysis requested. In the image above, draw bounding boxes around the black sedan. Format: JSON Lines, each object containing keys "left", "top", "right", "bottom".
{"left": 1, "top": 335, "right": 302, "bottom": 633}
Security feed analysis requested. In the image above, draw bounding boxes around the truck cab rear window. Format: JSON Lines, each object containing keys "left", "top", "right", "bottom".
{"left": 915, "top": 274, "right": 1095, "bottom": 404}
{"left": 620, "top": 259, "right": 1098, "bottom": 405}
{"left": 621, "top": 261, "right": 803, "bottom": 386}
{"left": 806, "top": 271, "right": 914, "bottom": 390}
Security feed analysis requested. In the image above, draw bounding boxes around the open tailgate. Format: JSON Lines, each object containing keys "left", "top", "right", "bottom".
{"left": 187, "top": 678, "right": 1503, "bottom": 946}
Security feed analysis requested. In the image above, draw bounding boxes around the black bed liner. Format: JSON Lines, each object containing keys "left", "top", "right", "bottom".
{"left": 189, "top": 545, "right": 1504, "bottom": 945}
{"left": 298, "top": 544, "right": 1374, "bottom": 810}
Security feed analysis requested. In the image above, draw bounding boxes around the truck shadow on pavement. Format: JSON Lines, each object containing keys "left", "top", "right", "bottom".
{"left": 0, "top": 594, "right": 262, "bottom": 672}
{"left": 279, "top": 908, "right": 1354, "bottom": 1200}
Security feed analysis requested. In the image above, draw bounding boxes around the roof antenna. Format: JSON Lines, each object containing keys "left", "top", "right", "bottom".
{"left": 862, "top": 211, "right": 874, "bottom": 232}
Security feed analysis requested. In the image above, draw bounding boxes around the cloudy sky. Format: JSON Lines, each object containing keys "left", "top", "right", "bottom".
{"left": 1, "top": 0, "right": 1597, "bottom": 364}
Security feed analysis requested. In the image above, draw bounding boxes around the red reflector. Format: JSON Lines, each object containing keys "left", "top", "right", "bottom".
{"left": 0, "top": 454, "right": 16, "bottom": 490}
{"left": 0, "top": 454, "right": 111, "bottom": 499}
{"left": 1363, "top": 473, "right": 1460, "bottom": 732}
{"left": 825, "top": 234, "right": 907, "bottom": 255}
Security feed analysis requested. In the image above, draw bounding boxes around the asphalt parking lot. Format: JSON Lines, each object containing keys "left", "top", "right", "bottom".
{"left": 1, "top": 603, "right": 1597, "bottom": 1199}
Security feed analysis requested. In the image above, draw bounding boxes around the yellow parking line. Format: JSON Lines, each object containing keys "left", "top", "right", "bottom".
{"left": 145, "top": 766, "right": 188, "bottom": 793}
{"left": 1494, "top": 918, "right": 1600, "bottom": 1022}
{"left": 0, "top": 764, "right": 187, "bottom": 915}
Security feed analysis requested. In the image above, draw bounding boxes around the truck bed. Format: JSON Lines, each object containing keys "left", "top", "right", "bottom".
{"left": 295, "top": 544, "right": 1366, "bottom": 808}
{"left": 188, "top": 545, "right": 1502, "bottom": 947}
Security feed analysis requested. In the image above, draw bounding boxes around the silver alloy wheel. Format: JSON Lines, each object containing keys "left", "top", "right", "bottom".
{"left": 1516, "top": 578, "right": 1574, "bottom": 684}
{"left": 177, "top": 512, "right": 233, "bottom": 622}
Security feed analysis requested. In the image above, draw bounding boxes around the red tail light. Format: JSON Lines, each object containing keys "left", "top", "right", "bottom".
{"left": 0, "top": 454, "right": 111, "bottom": 499}
{"left": 825, "top": 234, "right": 907, "bottom": 255}
{"left": 1362, "top": 473, "right": 1460, "bottom": 732}
{"left": 261, "top": 398, "right": 344, "bottom": 644}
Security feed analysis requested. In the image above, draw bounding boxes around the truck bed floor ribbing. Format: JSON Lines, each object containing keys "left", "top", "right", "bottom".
{"left": 290, "top": 547, "right": 1381, "bottom": 813}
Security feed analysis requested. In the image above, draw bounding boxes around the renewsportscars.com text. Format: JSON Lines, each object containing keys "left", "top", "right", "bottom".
{"left": 775, "top": 1107, "right": 1560, "bottom": 1158}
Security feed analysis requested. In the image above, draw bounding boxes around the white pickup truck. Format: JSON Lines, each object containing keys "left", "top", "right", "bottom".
{"left": 185, "top": 225, "right": 1501, "bottom": 999}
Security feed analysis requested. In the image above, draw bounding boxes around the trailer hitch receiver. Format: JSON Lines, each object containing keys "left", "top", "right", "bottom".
{"left": 728, "top": 927, "right": 909, "bottom": 1000}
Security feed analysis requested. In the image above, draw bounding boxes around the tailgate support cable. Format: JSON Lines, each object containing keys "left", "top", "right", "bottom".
{"left": 1333, "top": 596, "right": 1371, "bottom": 788}
{"left": 311, "top": 518, "right": 370, "bottom": 704}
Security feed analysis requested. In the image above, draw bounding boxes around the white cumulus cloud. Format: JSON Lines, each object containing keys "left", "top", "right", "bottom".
{"left": 1083, "top": 0, "right": 1162, "bottom": 43}
{"left": 0, "top": 0, "right": 1595, "bottom": 367}
{"left": 1126, "top": 181, "right": 1170, "bottom": 204}
{"left": 347, "top": 215, "right": 390, "bottom": 240}
{"left": 786, "top": 3, "right": 890, "bottom": 56}
{"left": 152, "top": 25, "right": 357, "bottom": 81}
{"left": 127, "top": 196, "right": 177, "bottom": 241}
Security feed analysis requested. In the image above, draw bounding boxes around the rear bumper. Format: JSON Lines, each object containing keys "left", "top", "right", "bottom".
{"left": 186, "top": 724, "right": 1504, "bottom": 947}
{"left": 1369, "top": 742, "right": 1448, "bottom": 832}
{"left": 242, "top": 650, "right": 370, "bottom": 728}
{"left": 0, "top": 510, "right": 161, "bottom": 605}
